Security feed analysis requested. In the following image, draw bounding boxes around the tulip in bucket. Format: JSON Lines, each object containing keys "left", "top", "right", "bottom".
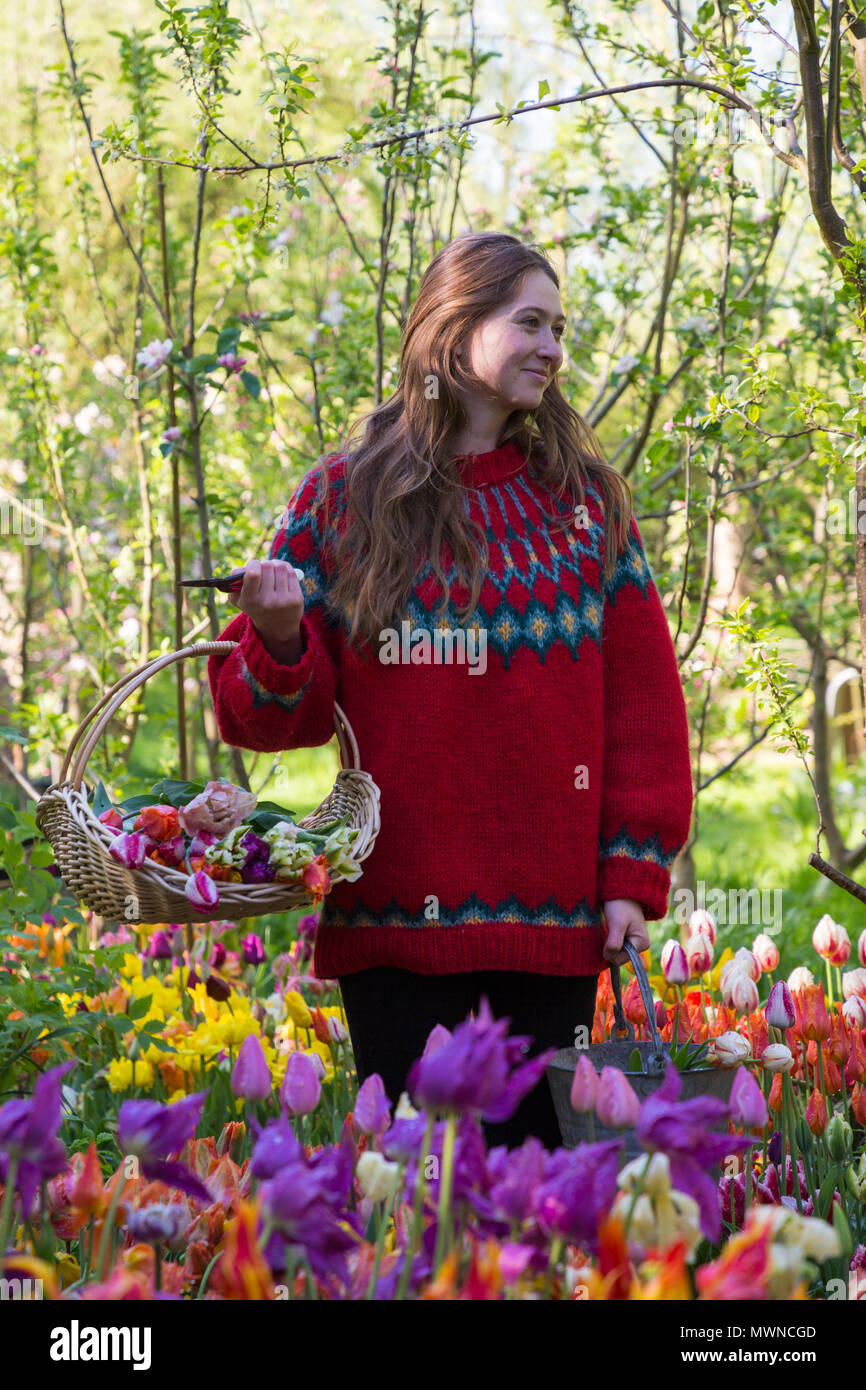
{"left": 546, "top": 940, "right": 735, "bottom": 1160}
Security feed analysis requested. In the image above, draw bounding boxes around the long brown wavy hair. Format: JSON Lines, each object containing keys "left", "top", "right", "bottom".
{"left": 312, "top": 231, "right": 633, "bottom": 655}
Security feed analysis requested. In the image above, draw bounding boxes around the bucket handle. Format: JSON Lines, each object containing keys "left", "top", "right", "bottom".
{"left": 609, "top": 939, "right": 667, "bottom": 1075}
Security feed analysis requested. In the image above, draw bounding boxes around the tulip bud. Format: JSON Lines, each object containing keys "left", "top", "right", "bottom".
{"left": 843, "top": 995, "right": 866, "bottom": 1029}
{"left": 842, "top": 968, "right": 866, "bottom": 1002}
{"left": 661, "top": 940, "right": 689, "bottom": 985}
{"left": 805, "top": 1089, "right": 828, "bottom": 1135}
{"left": 595, "top": 1067, "right": 640, "bottom": 1128}
{"left": 241, "top": 933, "right": 265, "bottom": 966}
{"left": 825, "top": 1112, "right": 853, "bottom": 1161}
{"left": 729, "top": 1067, "right": 768, "bottom": 1129}
{"left": 654, "top": 1000, "right": 668, "bottom": 1030}
{"left": 846, "top": 1152, "right": 866, "bottom": 1202}
{"left": 732, "top": 947, "right": 760, "bottom": 982}
{"left": 768, "top": 1073, "right": 784, "bottom": 1113}
{"left": 280, "top": 1050, "right": 322, "bottom": 1116}
{"left": 569, "top": 1053, "right": 598, "bottom": 1113}
{"left": 752, "top": 933, "right": 779, "bottom": 972}
{"left": 728, "top": 971, "right": 759, "bottom": 1014}
{"left": 686, "top": 932, "right": 713, "bottom": 976}
{"left": 185, "top": 869, "right": 219, "bottom": 910}
{"left": 858, "top": 929, "right": 866, "bottom": 970}
{"left": 148, "top": 930, "right": 172, "bottom": 961}
{"left": 812, "top": 913, "right": 851, "bottom": 965}
{"left": 765, "top": 980, "right": 795, "bottom": 1030}
{"left": 761, "top": 1043, "right": 794, "bottom": 1073}
{"left": 688, "top": 909, "right": 716, "bottom": 945}
{"left": 708, "top": 1031, "right": 751, "bottom": 1067}
{"left": 231, "top": 1033, "right": 272, "bottom": 1101}
{"left": 356, "top": 1151, "right": 400, "bottom": 1204}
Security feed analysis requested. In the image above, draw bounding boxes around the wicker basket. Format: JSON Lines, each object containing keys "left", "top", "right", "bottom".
{"left": 34, "top": 641, "right": 381, "bottom": 926}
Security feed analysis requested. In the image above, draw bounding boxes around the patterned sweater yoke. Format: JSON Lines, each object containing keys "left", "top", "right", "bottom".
{"left": 207, "top": 442, "right": 694, "bottom": 979}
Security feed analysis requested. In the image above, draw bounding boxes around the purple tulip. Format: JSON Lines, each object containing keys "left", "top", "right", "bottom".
{"left": 231, "top": 1034, "right": 272, "bottom": 1101}
{"left": 149, "top": 930, "right": 172, "bottom": 961}
{"left": 765, "top": 980, "right": 796, "bottom": 1030}
{"left": 353, "top": 1075, "right": 392, "bottom": 1136}
{"left": 126, "top": 1202, "right": 189, "bottom": 1247}
{"left": 0, "top": 1061, "right": 72, "bottom": 1213}
{"left": 635, "top": 1060, "right": 756, "bottom": 1243}
{"left": 280, "top": 1051, "right": 321, "bottom": 1117}
{"left": 729, "top": 1067, "right": 769, "bottom": 1130}
{"left": 767, "top": 1130, "right": 783, "bottom": 1165}
{"left": 210, "top": 941, "right": 226, "bottom": 968}
{"left": 185, "top": 870, "right": 219, "bottom": 910}
{"left": 536, "top": 1139, "right": 623, "bottom": 1251}
{"left": 116, "top": 1092, "right": 212, "bottom": 1204}
{"left": 241, "top": 933, "right": 266, "bottom": 966}
{"left": 257, "top": 1148, "right": 360, "bottom": 1284}
{"left": 406, "top": 996, "right": 558, "bottom": 1123}
{"left": 250, "top": 1115, "right": 304, "bottom": 1178}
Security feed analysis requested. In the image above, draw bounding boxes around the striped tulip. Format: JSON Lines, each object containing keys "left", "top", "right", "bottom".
{"left": 108, "top": 831, "right": 153, "bottom": 868}
{"left": 661, "top": 940, "right": 689, "bottom": 985}
{"left": 688, "top": 909, "right": 717, "bottom": 945}
{"left": 725, "top": 971, "right": 759, "bottom": 1015}
{"left": 184, "top": 870, "right": 219, "bottom": 910}
{"left": 788, "top": 966, "right": 815, "bottom": 992}
{"left": 761, "top": 1043, "right": 794, "bottom": 1073}
{"left": 812, "top": 914, "right": 851, "bottom": 965}
{"left": 708, "top": 1031, "right": 751, "bottom": 1067}
{"left": 752, "top": 933, "right": 779, "bottom": 973}
{"left": 842, "top": 995, "right": 866, "bottom": 1029}
{"left": 765, "top": 980, "right": 795, "bottom": 1030}
{"left": 686, "top": 932, "right": 714, "bottom": 976}
{"left": 845, "top": 1027, "right": 866, "bottom": 1085}
{"left": 732, "top": 947, "right": 760, "bottom": 982}
{"left": 842, "top": 968, "right": 866, "bottom": 1001}
{"left": 859, "top": 929, "right": 866, "bottom": 969}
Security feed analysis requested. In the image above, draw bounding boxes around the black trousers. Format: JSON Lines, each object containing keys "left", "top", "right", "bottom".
{"left": 338, "top": 966, "right": 599, "bottom": 1151}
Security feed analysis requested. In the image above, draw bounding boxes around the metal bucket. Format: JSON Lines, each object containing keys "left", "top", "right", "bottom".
{"left": 546, "top": 941, "right": 735, "bottom": 1160}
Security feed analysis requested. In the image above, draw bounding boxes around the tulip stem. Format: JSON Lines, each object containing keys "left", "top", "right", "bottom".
{"left": 365, "top": 1162, "right": 405, "bottom": 1300}
{"left": 395, "top": 1113, "right": 435, "bottom": 1300}
{"left": 542, "top": 1236, "right": 563, "bottom": 1299}
{"left": 622, "top": 1152, "right": 653, "bottom": 1238}
{"left": 825, "top": 958, "right": 834, "bottom": 1008}
{"left": 0, "top": 1155, "right": 19, "bottom": 1255}
{"left": 97, "top": 1171, "right": 128, "bottom": 1282}
{"left": 782, "top": 1073, "right": 803, "bottom": 1214}
{"left": 433, "top": 1113, "right": 458, "bottom": 1275}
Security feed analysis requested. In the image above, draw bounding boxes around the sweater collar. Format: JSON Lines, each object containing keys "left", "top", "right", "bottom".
{"left": 453, "top": 441, "right": 528, "bottom": 488}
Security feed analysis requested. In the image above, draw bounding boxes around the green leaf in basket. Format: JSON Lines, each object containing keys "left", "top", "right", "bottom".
{"left": 91, "top": 781, "right": 113, "bottom": 818}
{"left": 148, "top": 777, "right": 208, "bottom": 806}
{"left": 627, "top": 1046, "right": 643, "bottom": 1073}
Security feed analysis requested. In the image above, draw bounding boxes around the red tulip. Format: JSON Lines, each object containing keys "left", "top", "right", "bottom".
{"left": 793, "top": 984, "right": 831, "bottom": 1042}
{"left": 827, "top": 1013, "right": 851, "bottom": 1066}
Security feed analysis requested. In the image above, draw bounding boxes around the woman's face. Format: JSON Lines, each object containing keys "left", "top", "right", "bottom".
{"left": 457, "top": 268, "right": 566, "bottom": 411}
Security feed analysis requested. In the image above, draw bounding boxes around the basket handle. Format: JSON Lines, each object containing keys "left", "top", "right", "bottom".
{"left": 59, "top": 641, "right": 360, "bottom": 791}
{"left": 609, "top": 938, "right": 667, "bottom": 1074}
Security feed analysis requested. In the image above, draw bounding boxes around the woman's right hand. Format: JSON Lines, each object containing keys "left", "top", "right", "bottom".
{"left": 226, "top": 558, "right": 306, "bottom": 647}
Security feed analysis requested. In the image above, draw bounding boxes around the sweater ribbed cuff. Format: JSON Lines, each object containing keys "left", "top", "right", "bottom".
{"left": 236, "top": 614, "right": 316, "bottom": 696}
{"left": 596, "top": 857, "right": 671, "bottom": 922}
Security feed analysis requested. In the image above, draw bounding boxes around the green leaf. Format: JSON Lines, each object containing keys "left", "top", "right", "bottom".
{"left": 627, "top": 1046, "right": 642, "bottom": 1073}
{"left": 216, "top": 326, "right": 241, "bottom": 355}
{"left": 92, "top": 781, "right": 113, "bottom": 818}
{"left": 127, "top": 994, "right": 152, "bottom": 1021}
{"left": 239, "top": 370, "right": 261, "bottom": 400}
{"left": 538, "top": 78, "right": 550, "bottom": 100}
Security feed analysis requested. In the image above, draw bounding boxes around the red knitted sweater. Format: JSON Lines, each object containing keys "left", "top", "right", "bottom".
{"left": 207, "top": 443, "right": 693, "bottom": 981}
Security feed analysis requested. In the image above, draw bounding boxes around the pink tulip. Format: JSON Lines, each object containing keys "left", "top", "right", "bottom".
{"left": 727, "top": 971, "right": 759, "bottom": 1015}
{"left": 732, "top": 947, "right": 760, "bottom": 982}
{"left": 842, "top": 968, "right": 866, "bottom": 1002}
{"left": 108, "top": 831, "right": 154, "bottom": 868}
{"left": 812, "top": 914, "right": 851, "bottom": 965}
{"left": 595, "top": 1067, "right": 640, "bottom": 1128}
{"left": 184, "top": 870, "right": 219, "bottom": 910}
{"left": 569, "top": 1053, "right": 598, "bottom": 1113}
{"left": 858, "top": 929, "right": 866, "bottom": 969}
{"left": 688, "top": 909, "right": 717, "bottom": 945}
{"left": 729, "top": 1067, "right": 768, "bottom": 1129}
{"left": 280, "top": 1050, "right": 321, "bottom": 1116}
{"left": 686, "top": 932, "right": 713, "bottom": 976}
{"left": 752, "top": 933, "right": 779, "bottom": 972}
{"left": 765, "top": 980, "right": 795, "bottom": 1030}
{"left": 661, "top": 940, "right": 689, "bottom": 985}
{"left": 231, "top": 1033, "right": 272, "bottom": 1100}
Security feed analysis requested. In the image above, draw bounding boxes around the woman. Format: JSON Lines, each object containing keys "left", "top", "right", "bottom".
{"left": 208, "top": 231, "right": 694, "bottom": 1151}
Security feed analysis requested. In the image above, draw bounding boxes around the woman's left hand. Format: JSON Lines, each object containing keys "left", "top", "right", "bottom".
{"left": 602, "top": 899, "right": 650, "bottom": 966}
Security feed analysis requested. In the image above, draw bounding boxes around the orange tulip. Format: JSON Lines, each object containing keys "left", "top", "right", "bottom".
{"left": 133, "top": 804, "right": 180, "bottom": 841}
{"left": 850, "top": 1083, "right": 866, "bottom": 1126}
{"left": 845, "top": 1027, "right": 866, "bottom": 1085}
{"left": 793, "top": 984, "right": 831, "bottom": 1042}
{"left": 696, "top": 1219, "right": 773, "bottom": 1299}
{"left": 768, "top": 1073, "right": 784, "bottom": 1112}
{"left": 623, "top": 976, "right": 646, "bottom": 1026}
{"left": 71, "top": 1141, "right": 106, "bottom": 1217}
{"left": 805, "top": 1089, "right": 828, "bottom": 1135}
{"left": 633, "top": 1239, "right": 693, "bottom": 1301}
{"left": 597, "top": 1212, "right": 633, "bottom": 1300}
{"left": 300, "top": 853, "right": 331, "bottom": 904}
{"left": 827, "top": 1013, "right": 851, "bottom": 1066}
{"left": 211, "top": 1201, "right": 274, "bottom": 1300}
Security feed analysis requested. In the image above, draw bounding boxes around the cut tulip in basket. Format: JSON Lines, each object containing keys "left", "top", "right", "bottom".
{"left": 34, "top": 640, "right": 381, "bottom": 926}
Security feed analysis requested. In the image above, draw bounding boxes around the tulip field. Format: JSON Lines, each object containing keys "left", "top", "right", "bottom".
{"left": 1, "top": 869, "right": 864, "bottom": 1302}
